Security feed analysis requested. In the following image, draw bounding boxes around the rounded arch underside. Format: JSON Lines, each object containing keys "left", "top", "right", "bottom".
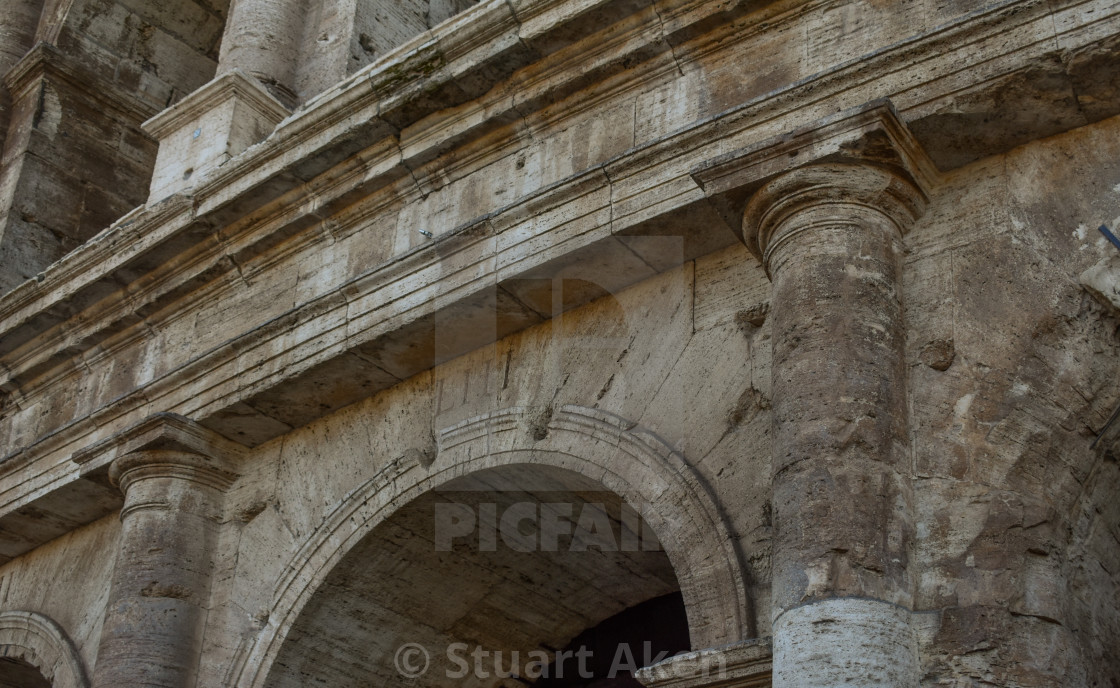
{"left": 234, "top": 404, "right": 752, "bottom": 688}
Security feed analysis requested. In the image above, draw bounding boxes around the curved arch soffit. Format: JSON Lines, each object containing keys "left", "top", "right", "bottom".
{"left": 232, "top": 405, "right": 752, "bottom": 688}
{"left": 0, "top": 610, "right": 90, "bottom": 688}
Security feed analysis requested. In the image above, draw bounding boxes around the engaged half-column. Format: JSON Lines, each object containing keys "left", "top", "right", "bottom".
{"left": 217, "top": 0, "right": 306, "bottom": 106}
{"left": 75, "top": 416, "right": 244, "bottom": 688}
{"left": 745, "top": 162, "right": 924, "bottom": 687}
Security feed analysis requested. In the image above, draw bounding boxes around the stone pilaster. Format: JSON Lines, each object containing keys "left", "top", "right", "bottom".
{"left": 691, "top": 101, "right": 938, "bottom": 687}
{"left": 73, "top": 413, "right": 245, "bottom": 688}
{"left": 0, "top": 43, "right": 158, "bottom": 292}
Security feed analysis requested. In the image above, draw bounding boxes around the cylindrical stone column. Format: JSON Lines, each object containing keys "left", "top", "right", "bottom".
{"left": 91, "top": 449, "right": 236, "bottom": 688}
{"left": 744, "top": 163, "right": 925, "bottom": 687}
{"left": 217, "top": 0, "right": 305, "bottom": 106}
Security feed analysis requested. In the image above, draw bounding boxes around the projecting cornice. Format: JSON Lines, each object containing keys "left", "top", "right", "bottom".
{"left": 635, "top": 639, "right": 773, "bottom": 688}
{"left": 3, "top": 0, "right": 1118, "bottom": 366}
{"left": 142, "top": 69, "right": 289, "bottom": 141}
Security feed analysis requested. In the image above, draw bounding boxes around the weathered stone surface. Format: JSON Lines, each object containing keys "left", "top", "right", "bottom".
{"left": 0, "top": 0, "right": 1117, "bottom": 686}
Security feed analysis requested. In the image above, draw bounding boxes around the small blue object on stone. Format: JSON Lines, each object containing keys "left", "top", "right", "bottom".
{"left": 1099, "top": 224, "right": 1120, "bottom": 252}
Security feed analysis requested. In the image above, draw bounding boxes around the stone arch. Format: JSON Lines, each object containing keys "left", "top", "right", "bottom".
{"left": 231, "top": 404, "right": 752, "bottom": 688}
{"left": 0, "top": 610, "right": 89, "bottom": 688}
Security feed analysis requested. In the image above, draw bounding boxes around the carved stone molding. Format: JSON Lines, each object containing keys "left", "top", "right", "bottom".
{"left": 0, "top": 610, "right": 90, "bottom": 688}
{"left": 742, "top": 162, "right": 927, "bottom": 274}
{"left": 142, "top": 69, "right": 290, "bottom": 202}
{"left": 109, "top": 448, "right": 239, "bottom": 497}
{"left": 228, "top": 405, "right": 753, "bottom": 688}
{"left": 84, "top": 413, "right": 244, "bottom": 688}
{"left": 4, "top": 42, "right": 160, "bottom": 122}
{"left": 72, "top": 411, "right": 247, "bottom": 478}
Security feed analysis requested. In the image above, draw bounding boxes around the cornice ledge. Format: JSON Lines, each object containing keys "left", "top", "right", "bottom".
{"left": 690, "top": 99, "right": 941, "bottom": 258}
{"left": 635, "top": 639, "right": 772, "bottom": 688}
{"left": 3, "top": 42, "right": 161, "bottom": 122}
{"left": 142, "top": 69, "right": 290, "bottom": 140}
{"left": 0, "top": 0, "right": 1056, "bottom": 362}
{"left": 71, "top": 412, "right": 248, "bottom": 472}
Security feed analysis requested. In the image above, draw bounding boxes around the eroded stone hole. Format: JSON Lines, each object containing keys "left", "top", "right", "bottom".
{"left": 264, "top": 464, "right": 689, "bottom": 688}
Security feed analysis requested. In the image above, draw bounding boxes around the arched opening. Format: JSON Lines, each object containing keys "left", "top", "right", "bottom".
{"left": 0, "top": 657, "right": 51, "bottom": 688}
{"left": 263, "top": 463, "right": 692, "bottom": 687}
{"left": 0, "top": 611, "right": 89, "bottom": 688}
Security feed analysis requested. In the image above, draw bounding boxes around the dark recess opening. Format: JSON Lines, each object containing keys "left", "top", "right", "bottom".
{"left": 535, "top": 591, "right": 690, "bottom": 688}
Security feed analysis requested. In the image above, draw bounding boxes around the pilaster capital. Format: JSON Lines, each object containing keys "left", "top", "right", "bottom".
{"left": 690, "top": 99, "right": 939, "bottom": 267}
{"left": 72, "top": 412, "right": 246, "bottom": 497}
{"left": 3, "top": 42, "right": 160, "bottom": 120}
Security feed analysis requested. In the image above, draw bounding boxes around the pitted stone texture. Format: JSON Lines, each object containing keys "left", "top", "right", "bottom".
{"left": 746, "top": 164, "right": 922, "bottom": 617}
{"left": 773, "top": 598, "right": 918, "bottom": 688}
{"left": 217, "top": 0, "right": 306, "bottom": 106}
{"left": 0, "top": 1, "right": 1119, "bottom": 687}
{"left": 142, "top": 70, "right": 289, "bottom": 202}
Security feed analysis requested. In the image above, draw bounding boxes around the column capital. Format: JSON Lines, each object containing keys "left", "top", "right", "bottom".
{"left": 109, "top": 448, "right": 239, "bottom": 497}
{"left": 743, "top": 162, "right": 926, "bottom": 272}
{"left": 72, "top": 412, "right": 246, "bottom": 496}
{"left": 690, "top": 99, "right": 939, "bottom": 265}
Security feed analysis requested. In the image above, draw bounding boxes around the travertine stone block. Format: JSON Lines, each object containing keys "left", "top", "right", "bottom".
{"left": 92, "top": 449, "right": 236, "bottom": 688}
{"left": 773, "top": 598, "right": 917, "bottom": 688}
{"left": 142, "top": 70, "right": 289, "bottom": 203}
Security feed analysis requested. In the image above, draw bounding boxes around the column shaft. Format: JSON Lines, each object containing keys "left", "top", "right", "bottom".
{"left": 92, "top": 450, "right": 233, "bottom": 688}
{"left": 746, "top": 164, "right": 923, "bottom": 687}
{"left": 217, "top": 0, "right": 305, "bottom": 106}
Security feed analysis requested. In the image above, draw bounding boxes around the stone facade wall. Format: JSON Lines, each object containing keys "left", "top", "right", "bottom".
{"left": 0, "top": 0, "right": 1117, "bottom": 685}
